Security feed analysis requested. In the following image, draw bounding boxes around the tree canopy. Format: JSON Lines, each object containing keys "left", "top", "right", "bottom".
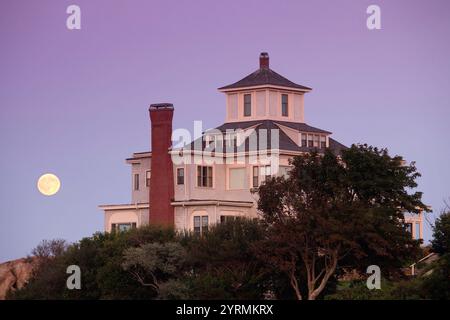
{"left": 256, "top": 144, "right": 428, "bottom": 299}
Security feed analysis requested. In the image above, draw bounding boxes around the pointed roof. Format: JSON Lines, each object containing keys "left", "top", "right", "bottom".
{"left": 218, "top": 52, "right": 312, "bottom": 92}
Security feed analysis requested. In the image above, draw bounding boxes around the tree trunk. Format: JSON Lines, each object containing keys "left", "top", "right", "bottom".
{"left": 307, "top": 251, "right": 338, "bottom": 300}
{"left": 289, "top": 269, "right": 302, "bottom": 300}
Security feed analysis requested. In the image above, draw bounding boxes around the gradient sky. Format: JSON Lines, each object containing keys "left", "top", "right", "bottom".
{"left": 1, "top": 0, "right": 449, "bottom": 262}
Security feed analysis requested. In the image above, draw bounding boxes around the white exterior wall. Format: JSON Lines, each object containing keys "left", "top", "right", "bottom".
{"left": 130, "top": 157, "right": 151, "bottom": 204}
{"left": 173, "top": 154, "right": 291, "bottom": 203}
{"left": 224, "top": 89, "right": 305, "bottom": 123}
{"left": 172, "top": 154, "right": 293, "bottom": 231}
{"left": 103, "top": 205, "right": 149, "bottom": 232}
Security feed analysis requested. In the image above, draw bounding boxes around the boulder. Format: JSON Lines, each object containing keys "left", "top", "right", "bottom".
{"left": 0, "top": 258, "right": 37, "bottom": 299}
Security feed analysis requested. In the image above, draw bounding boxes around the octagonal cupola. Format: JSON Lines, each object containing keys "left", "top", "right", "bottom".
{"left": 219, "top": 52, "right": 312, "bottom": 124}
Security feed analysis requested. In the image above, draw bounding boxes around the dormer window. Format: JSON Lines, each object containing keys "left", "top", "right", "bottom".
{"left": 301, "top": 133, "right": 307, "bottom": 147}
{"left": 281, "top": 94, "right": 289, "bottom": 116}
{"left": 300, "top": 133, "right": 327, "bottom": 148}
{"left": 205, "top": 135, "right": 216, "bottom": 149}
{"left": 313, "top": 135, "right": 319, "bottom": 147}
{"left": 320, "top": 136, "right": 327, "bottom": 148}
{"left": 205, "top": 135, "right": 213, "bottom": 144}
{"left": 244, "top": 94, "right": 251, "bottom": 117}
{"left": 225, "top": 133, "right": 237, "bottom": 148}
{"left": 308, "top": 134, "right": 314, "bottom": 147}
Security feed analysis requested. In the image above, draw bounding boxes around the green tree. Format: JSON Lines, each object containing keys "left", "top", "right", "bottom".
{"left": 186, "top": 219, "right": 269, "bottom": 299}
{"left": 256, "top": 144, "right": 427, "bottom": 300}
{"left": 431, "top": 210, "right": 450, "bottom": 254}
{"left": 9, "top": 226, "right": 177, "bottom": 300}
{"left": 421, "top": 206, "right": 450, "bottom": 299}
{"left": 31, "top": 239, "right": 68, "bottom": 260}
{"left": 9, "top": 239, "right": 70, "bottom": 300}
{"left": 122, "top": 242, "right": 188, "bottom": 299}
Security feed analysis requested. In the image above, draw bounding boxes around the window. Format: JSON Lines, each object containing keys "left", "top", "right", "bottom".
{"left": 320, "top": 135, "right": 327, "bottom": 148}
{"left": 308, "top": 134, "right": 314, "bottom": 147}
{"left": 202, "top": 216, "right": 209, "bottom": 233}
{"left": 205, "top": 135, "right": 213, "bottom": 144}
{"left": 301, "top": 133, "right": 307, "bottom": 147}
{"left": 415, "top": 222, "right": 421, "bottom": 239}
{"left": 251, "top": 165, "right": 272, "bottom": 187}
{"left": 220, "top": 215, "right": 238, "bottom": 223}
{"left": 134, "top": 173, "right": 139, "bottom": 190}
{"left": 177, "top": 168, "right": 184, "bottom": 185}
{"left": 118, "top": 223, "right": 132, "bottom": 232}
{"left": 281, "top": 94, "right": 289, "bottom": 116}
{"left": 266, "top": 166, "right": 271, "bottom": 180}
{"left": 197, "top": 166, "right": 213, "bottom": 187}
{"left": 146, "top": 171, "right": 151, "bottom": 187}
{"left": 313, "top": 135, "right": 320, "bottom": 148}
{"left": 278, "top": 166, "right": 291, "bottom": 179}
{"left": 205, "top": 135, "right": 216, "bottom": 149}
{"left": 229, "top": 167, "right": 246, "bottom": 190}
{"left": 194, "top": 216, "right": 200, "bottom": 234}
{"left": 111, "top": 223, "right": 136, "bottom": 233}
{"left": 194, "top": 216, "right": 209, "bottom": 235}
{"left": 262, "top": 165, "right": 271, "bottom": 181}
{"left": 252, "top": 166, "right": 259, "bottom": 188}
{"left": 225, "top": 133, "right": 237, "bottom": 148}
{"left": 244, "top": 94, "right": 251, "bottom": 117}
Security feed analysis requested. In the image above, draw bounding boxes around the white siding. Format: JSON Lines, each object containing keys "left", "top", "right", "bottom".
{"left": 227, "top": 94, "right": 238, "bottom": 120}
{"left": 269, "top": 90, "right": 278, "bottom": 116}
{"left": 256, "top": 91, "right": 266, "bottom": 116}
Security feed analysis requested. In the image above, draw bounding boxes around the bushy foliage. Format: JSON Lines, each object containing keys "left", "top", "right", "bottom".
{"left": 31, "top": 239, "right": 68, "bottom": 260}
{"left": 327, "top": 207, "right": 450, "bottom": 300}
{"left": 186, "top": 219, "right": 269, "bottom": 299}
{"left": 256, "top": 145, "right": 427, "bottom": 299}
{"left": 9, "top": 221, "right": 270, "bottom": 300}
{"left": 432, "top": 211, "right": 450, "bottom": 255}
{"left": 325, "top": 254, "right": 450, "bottom": 300}
{"left": 9, "top": 226, "right": 177, "bottom": 299}
{"left": 122, "top": 242, "right": 188, "bottom": 298}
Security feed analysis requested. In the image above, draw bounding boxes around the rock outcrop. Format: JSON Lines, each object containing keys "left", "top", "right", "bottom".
{"left": 0, "top": 258, "right": 37, "bottom": 299}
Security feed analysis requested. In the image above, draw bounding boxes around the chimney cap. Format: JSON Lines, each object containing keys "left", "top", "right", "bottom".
{"left": 259, "top": 52, "right": 269, "bottom": 69}
{"left": 149, "top": 103, "right": 174, "bottom": 111}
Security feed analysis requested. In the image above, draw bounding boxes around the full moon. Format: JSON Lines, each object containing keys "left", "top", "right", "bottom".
{"left": 37, "top": 173, "right": 61, "bottom": 196}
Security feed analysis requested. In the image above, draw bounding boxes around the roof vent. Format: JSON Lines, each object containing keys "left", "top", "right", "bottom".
{"left": 259, "top": 52, "right": 269, "bottom": 69}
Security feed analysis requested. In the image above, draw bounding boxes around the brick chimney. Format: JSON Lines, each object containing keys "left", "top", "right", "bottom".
{"left": 149, "top": 103, "right": 174, "bottom": 227}
{"left": 259, "top": 52, "right": 269, "bottom": 69}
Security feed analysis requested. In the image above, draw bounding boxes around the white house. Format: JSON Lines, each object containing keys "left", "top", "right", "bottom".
{"left": 99, "top": 52, "right": 423, "bottom": 240}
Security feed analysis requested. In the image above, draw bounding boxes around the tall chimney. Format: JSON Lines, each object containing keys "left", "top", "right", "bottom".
{"left": 149, "top": 103, "right": 175, "bottom": 227}
{"left": 259, "top": 52, "right": 269, "bottom": 69}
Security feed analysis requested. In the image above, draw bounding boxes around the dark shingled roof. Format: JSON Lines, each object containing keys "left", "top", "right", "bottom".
{"left": 182, "top": 120, "right": 346, "bottom": 155}
{"left": 215, "top": 120, "right": 331, "bottom": 134}
{"left": 218, "top": 67, "right": 312, "bottom": 91}
{"left": 131, "top": 121, "right": 347, "bottom": 158}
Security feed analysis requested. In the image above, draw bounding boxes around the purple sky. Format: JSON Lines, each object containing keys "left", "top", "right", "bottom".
{"left": 1, "top": 0, "right": 449, "bottom": 262}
